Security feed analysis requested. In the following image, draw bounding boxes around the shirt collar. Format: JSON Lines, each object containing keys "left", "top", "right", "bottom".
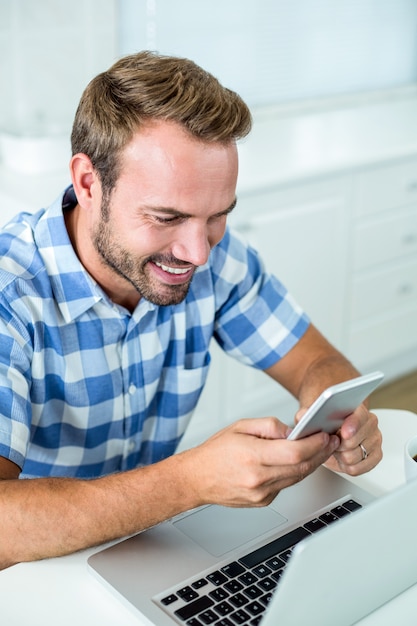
{"left": 34, "top": 186, "right": 106, "bottom": 322}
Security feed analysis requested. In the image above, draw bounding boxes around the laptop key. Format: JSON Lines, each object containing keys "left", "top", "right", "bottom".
{"left": 246, "top": 600, "right": 265, "bottom": 616}
{"left": 175, "top": 595, "right": 214, "bottom": 621}
{"left": 304, "top": 518, "right": 327, "bottom": 533}
{"left": 199, "top": 609, "right": 218, "bottom": 624}
{"left": 230, "top": 609, "right": 250, "bottom": 624}
{"left": 239, "top": 526, "right": 311, "bottom": 568}
{"left": 238, "top": 572, "right": 258, "bottom": 586}
{"left": 319, "top": 511, "right": 338, "bottom": 524}
{"left": 207, "top": 571, "right": 228, "bottom": 586}
{"left": 161, "top": 593, "right": 178, "bottom": 605}
{"left": 217, "top": 619, "right": 234, "bottom": 626}
{"left": 210, "top": 588, "right": 229, "bottom": 602}
{"left": 257, "top": 577, "right": 276, "bottom": 592}
{"left": 343, "top": 499, "right": 362, "bottom": 512}
{"left": 229, "top": 592, "right": 249, "bottom": 608}
{"left": 252, "top": 564, "right": 271, "bottom": 578}
{"left": 243, "top": 585, "right": 263, "bottom": 600}
{"left": 271, "top": 569, "right": 285, "bottom": 583}
{"left": 279, "top": 549, "right": 293, "bottom": 563}
{"left": 259, "top": 592, "right": 273, "bottom": 606}
{"left": 178, "top": 586, "right": 199, "bottom": 602}
{"left": 192, "top": 578, "right": 209, "bottom": 590}
{"left": 222, "top": 561, "right": 246, "bottom": 578}
{"left": 224, "top": 579, "right": 244, "bottom": 593}
{"left": 265, "top": 556, "right": 285, "bottom": 571}
{"left": 214, "top": 601, "right": 234, "bottom": 616}
{"left": 331, "top": 505, "right": 351, "bottom": 518}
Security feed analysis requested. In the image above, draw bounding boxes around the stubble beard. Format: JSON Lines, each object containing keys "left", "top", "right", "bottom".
{"left": 92, "top": 198, "right": 194, "bottom": 307}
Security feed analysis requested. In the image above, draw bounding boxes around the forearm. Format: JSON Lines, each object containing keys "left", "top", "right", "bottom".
{"left": 0, "top": 452, "right": 196, "bottom": 570}
{"left": 0, "top": 416, "right": 346, "bottom": 569}
{"left": 265, "top": 324, "right": 361, "bottom": 408}
{"left": 296, "top": 351, "right": 361, "bottom": 409}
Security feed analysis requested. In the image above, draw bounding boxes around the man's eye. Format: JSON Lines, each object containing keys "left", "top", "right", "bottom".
{"left": 153, "top": 215, "right": 181, "bottom": 224}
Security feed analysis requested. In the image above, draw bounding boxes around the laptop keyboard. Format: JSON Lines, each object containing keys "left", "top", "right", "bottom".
{"left": 157, "top": 498, "right": 362, "bottom": 626}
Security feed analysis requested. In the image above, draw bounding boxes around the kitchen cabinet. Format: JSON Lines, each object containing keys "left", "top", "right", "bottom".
{"left": 346, "top": 157, "right": 417, "bottom": 375}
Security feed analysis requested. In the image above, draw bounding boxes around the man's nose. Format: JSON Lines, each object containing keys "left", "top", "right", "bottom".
{"left": 172, "top": 223, "right": 212, "bottom": 267}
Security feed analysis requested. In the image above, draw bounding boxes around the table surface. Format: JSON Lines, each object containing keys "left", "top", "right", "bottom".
{"left": 1, "top": 408, "right": 417, "bottom": 626}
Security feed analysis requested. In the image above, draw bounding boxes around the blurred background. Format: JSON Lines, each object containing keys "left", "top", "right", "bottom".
{"left": 0, "top": 0, "right": 416, "bottom": 434}
{"left": 1, "top": 1, "right": 416, "bottom": 144}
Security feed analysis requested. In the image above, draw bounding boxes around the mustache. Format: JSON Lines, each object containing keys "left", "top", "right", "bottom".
{"left": 148, "top": 254, "right": 194, "bottom": 267}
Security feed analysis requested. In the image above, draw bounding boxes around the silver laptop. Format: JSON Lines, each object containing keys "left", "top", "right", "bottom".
{"left": 88, "top": 464, "right": 417, "bottom": 625}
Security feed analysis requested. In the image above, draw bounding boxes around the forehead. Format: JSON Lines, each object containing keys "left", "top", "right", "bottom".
{"left": 125, "top": 120, "right": 236, "bottom": 166}
{"left": 114, "top": 121, "right": 238, "bottom": 206}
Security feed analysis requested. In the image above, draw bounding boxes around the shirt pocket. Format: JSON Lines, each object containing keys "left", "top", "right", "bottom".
{"left": 159, "top": 351, "right": 211, "bottom": 421}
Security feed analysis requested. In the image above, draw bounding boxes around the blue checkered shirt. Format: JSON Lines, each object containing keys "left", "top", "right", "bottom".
{"left": 0, "top": 188, "right": 309, "bottom": 478}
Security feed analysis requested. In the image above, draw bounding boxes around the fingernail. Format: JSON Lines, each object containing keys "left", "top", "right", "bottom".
{"left": 332, "top": 435, "right": 341, "bottom": 449}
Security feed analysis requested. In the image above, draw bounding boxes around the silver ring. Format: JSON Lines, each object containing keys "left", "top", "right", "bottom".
{"left": 359, "top": 442, "right": 368, "bottom": 461}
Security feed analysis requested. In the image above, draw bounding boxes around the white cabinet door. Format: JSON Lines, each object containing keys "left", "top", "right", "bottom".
{"left": 347, "top": 159, "right": 417, "bottom": 378}
{"left": 354, "top": 157, "right": 417, "bottom": 218}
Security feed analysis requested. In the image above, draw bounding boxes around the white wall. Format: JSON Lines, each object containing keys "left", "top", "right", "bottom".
{"left": 1, "top": 0, "right": 417, "bottom": 208}
{"left": 119, "top": 0, "right": 417, "bottom": 109}
{"left": 2, "top": 0, "right": 417, "bottom": 144}
{"left": 0, "top": 0, "right": 117, "bottom": 139}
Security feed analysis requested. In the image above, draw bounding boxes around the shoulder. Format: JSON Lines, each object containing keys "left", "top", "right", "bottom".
{"left": 209, "top": 226, "right": 265, "bottom": 283}
{"left": 0, "top": 210, "right": 45, "bottom": 287}
{"left": 0, "top": 189, "right": 70, "bottom": 289}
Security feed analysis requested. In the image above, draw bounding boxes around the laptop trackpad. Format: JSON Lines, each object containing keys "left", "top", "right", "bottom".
{"left": 173, "top": 505, "right": 287, "bottom": 557}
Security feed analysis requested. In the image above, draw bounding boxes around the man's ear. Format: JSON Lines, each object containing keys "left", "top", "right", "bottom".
{"left": 70, "top": 153, "right": 100, "bottom": 209}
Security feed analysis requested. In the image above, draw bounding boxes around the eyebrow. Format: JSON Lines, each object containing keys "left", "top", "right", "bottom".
{"left": 146, "top": 198, "right": 237, "bottom": 219}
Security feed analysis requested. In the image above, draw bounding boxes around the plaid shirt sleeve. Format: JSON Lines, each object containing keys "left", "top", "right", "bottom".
{"left": 211, "top": 227, "right": 310, "bottom": 369}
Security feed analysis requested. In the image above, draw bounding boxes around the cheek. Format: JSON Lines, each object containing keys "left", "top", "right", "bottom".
{"left": 124, "top": 224, "right": 174, "bottom": 254}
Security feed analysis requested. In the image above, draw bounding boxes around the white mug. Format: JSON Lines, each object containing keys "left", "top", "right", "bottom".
{"left": 404, "top": 434, "right": 417, "bottom": 482}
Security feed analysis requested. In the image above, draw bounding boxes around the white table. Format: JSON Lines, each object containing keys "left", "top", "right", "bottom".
{"left": 1, "top": 408, "right": 416, "bottom": 626}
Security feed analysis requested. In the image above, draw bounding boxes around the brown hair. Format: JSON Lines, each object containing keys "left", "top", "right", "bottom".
{"left": 71, "top": 51, "right": 252, "bottom": 195}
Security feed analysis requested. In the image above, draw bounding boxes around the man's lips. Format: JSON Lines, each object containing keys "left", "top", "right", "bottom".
{"left": 149, "top": 260, "right": 194, "bottom": 283}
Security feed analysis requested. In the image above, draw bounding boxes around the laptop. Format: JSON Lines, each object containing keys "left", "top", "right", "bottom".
{"left": 87, "top": 462, "right": 417, "bottom": 625}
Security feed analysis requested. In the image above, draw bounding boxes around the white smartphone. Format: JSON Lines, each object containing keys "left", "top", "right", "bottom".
{"left": 287, "top": 371, "right": 384, "bottom": 441}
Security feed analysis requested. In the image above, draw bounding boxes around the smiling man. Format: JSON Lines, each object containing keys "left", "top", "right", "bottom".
{"left": 67, "top": 119, "right": 238, "bottom": 310}
{"left": 0, "top": 51, "right": 381, "bottom": 569}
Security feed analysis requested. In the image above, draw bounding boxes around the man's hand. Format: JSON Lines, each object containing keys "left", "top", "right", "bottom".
{"left": 264, "top": 324, "right": 383, "bottom": 477}
{"left": 182, "top": 417, "right": 340, "bottom": 508}
{"left": 294, "top": 404, "right": 382, "bottom": 476}
{"left": 324, "top": 405, "right": 382, "bottom": 475}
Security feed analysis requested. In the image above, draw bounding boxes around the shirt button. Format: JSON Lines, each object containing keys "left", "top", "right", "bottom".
{"left": 128, "top": 383, "right": 137, "bottom": 395}
{"left": 128, "top": 440, "right": 136, "bottom": 452}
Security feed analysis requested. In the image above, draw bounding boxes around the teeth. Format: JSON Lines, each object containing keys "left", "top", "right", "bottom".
{"left": 155, "top": 261, "right": 190, "bottom": 275}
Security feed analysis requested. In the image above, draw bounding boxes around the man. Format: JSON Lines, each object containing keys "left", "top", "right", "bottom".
{"left": 0, "top": 52, "right": 381, "bottom": 569}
